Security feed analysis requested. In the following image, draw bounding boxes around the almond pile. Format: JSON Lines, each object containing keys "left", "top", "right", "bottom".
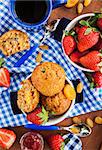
{"left": 65, "top": 0, "right": 93, "bottom": 14}
{"left": 72, "top": 116, "right": 102, "bottom": 128}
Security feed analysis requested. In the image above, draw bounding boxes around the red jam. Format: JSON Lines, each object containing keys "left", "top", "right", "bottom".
{"left": 20, "top": 132, "right": 44, "bottom": 150}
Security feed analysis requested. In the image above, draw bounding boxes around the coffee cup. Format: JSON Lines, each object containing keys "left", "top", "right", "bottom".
{"left": 9, "top": 0, "right": 67, "bottom": 29}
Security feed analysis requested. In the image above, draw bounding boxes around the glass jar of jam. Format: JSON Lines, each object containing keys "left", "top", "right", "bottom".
{"left": 20, "top": 132, "right": 44, "bottom": 150}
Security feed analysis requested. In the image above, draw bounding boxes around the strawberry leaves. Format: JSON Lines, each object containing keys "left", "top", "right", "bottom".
{"left": 79, "top": 15, "right": 100, "bottom": 35}
{"left": 60, "top": 142, "right": 65, "bottom": 150}
{"left": 95, "top": 13, "right": 102, "bottom": 19}
{"left": 37, "top": 106, "right": 48, "bottom": 124}
{"left": 84, "top": 28, "right": 92, "bottom": 35}
{"left": 27, "top": 106, "right": 49, "bottom": 125}
{"left": 79, "top": 20, "right": 90, "bottom": 27}
{"left": 79, "top": 20, "right": 94, "bottom": 35}
{"left": 90, "top": 82, "right": 95, "bottom": 89}
{"left": 64, "top": 30, "right": 76, "bottom": 37}
{"left": 0, "top": 58, "right": 5, "bottom": 67}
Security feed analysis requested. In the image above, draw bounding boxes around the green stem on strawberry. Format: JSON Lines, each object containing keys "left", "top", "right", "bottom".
{"left": 90, "top": 82, "right": 95, "bottom": 89}
{"left": 99, "top": 49, "right": 102, "bottom": 53}
{"left": 98, "top": 53, "right": 102, "bottom": 57}
{"left": 79, "top": 20, "right": 97, "bottom": 35}
{"left": 37, "top": 106, "right": 49, "bottom": 124}
{"left": 95, "top": 13, "right": 102, "bottom": 19}
{"left": 64, "top": 30, "right": 76, "bottom": 37}
{"left": 60, "top": 142, "right": 65, "bottom": 150}
{"left": 79, "top": 14, "right": 102, "bottom": 35}
{"left": 79, "top": 20, "right": 91, "bottom": 28}
{"left": 0, "top": 58, "right": 5, "bottom": 67}
{"left": 87, "top": 13, "right": 102, "bottom": 26}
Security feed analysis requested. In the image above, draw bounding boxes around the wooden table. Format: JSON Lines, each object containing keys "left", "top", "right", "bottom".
{"left": 10, "top": 111, "right": 102, "bottom": 150}
{"left": 10, "top": 1, "right": 102, "bottom": 150}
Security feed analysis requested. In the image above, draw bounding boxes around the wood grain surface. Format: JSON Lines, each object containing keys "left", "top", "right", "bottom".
{"left": 10, "top": 111, "right": 102, "bottom": 150}
{"left": 7, "top": 0, "right": 102, "bottom": 150}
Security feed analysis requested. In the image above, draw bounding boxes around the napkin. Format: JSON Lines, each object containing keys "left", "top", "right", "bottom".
{"left": 63, "top": 133, "right": 82, "bottom": 150}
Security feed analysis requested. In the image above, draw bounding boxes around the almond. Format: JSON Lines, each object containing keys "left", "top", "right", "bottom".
{"left": 36, "top": 52, "right": 42, "bottom": 63}
{"left": 77, "top": 82, "right": 83, "bottom": 93}
{"left": 95, "top": 117, "right": 102, "bottom": 124}
{"left": 39, "top": 45, "right": 49, "bottom": 50}
{"left": 65, "top": 0, "right": 79, "bottom": 8}
{"left": 77, "top": 3, "right": 84, "bottom": 14}
{"left": 84, "top": 0, "right": 93, "bottom": 7}
{"left": 70, "top": 127, "right": 80, "bottom": 134}
{"left": 72, "top": 117, "right": 82, "bottom": 124}
{"left": 86, "top": 118, "right": 94, "bottom": 128}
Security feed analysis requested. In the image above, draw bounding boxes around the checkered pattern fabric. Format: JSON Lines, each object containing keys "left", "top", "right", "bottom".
{"left": 0, "top": 1, "right": 102, "bottom": 128}
{"left": 63, "top": 134, "right": 82, "bottom": 150}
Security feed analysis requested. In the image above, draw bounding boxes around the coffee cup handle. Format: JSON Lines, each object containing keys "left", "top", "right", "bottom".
{"left": 52, "top": 0, "right": 67, "bottom": 9}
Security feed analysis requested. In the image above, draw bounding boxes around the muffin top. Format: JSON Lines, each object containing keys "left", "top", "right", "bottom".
{"left": 31, "top": 62, "right": 66, "bottom": 96}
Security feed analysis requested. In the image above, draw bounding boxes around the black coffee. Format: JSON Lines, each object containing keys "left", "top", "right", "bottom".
{"left": 15, "top": 0, "right": 47, "bottom": 24}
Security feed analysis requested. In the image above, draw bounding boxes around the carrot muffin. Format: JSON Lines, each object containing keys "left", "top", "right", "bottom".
{"left": 0, "top": 30, "right": 30, "bottom": 56}
{"left": 42, "top": 91, "right": 71, "bottom": 115}
{"left": 31, "top": 62, "right": 66, "bottom": 96}
{"left": 17, "top": 79, "right": 39, "bottom": 113}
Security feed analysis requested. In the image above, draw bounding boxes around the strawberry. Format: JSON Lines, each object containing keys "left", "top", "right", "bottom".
{"left": 27, "top": 106, "right": 49, "bottom": 125}
{"left": 63, "top": 35, "right": 76, "bottom": 55}
{"left": 97, "top": 18, "right": 102, "bottom": 31}
{"left": 93, "top": 72, "right": 102, "bottom": 88}
{"left": 79, "top": 51, "right": 101, "bottom": 71}
{"left": 0, "top": 68, "right": 10, "bottom": 88}
{"left": 70, "top": 50, "right": 89, "bottom": 63}
{"left": 77, "top": 26, "right": 99, "bottom": 52}
{"left": 47, "top": 134, "right": 65, "bottom": 150}
{"left": 74, "top": 26, "right": 80, "bottom": 33}
{"left": 70, "top": 51, "right": 82, "bottom": 63}
{"left": 0, "top": 58, "right": 10, "bottom": 88}
{"left": 93, "top": 38, "right": 102, "bottom": 51}
{"left": 0, "top": 128, "right": 16, "bottom": 149}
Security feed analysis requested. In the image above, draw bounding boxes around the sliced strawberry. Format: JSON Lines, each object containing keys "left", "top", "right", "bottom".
{"left": 93, "top": 72, "right": 102, "bottom": 88}
{"left": 0, "top": 129, "right": 16, "bottom": 149}
{"left": 79, "top": 51, "right": 101, "bottom": 71}
{"left": 0, "top": 68, "right": 10, "bottom": 88}
{"left": 77, "top": 26, "right": 99, "bottom": 52}
{"left": 97, "top": 18, "right": 102, "bottom": 31}
{"left": 27, "top": 106, "right": 49, "bottom": 125}
{"left": 63, "top": 35, "right": 76, "bottom": 55}
{"left": 47, "top": 134, "right": 65, "bottom": 150}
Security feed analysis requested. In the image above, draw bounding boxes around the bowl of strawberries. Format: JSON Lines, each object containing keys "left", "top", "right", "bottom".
{"left": 62, "top": 13, "right": 102, "bottom": 73}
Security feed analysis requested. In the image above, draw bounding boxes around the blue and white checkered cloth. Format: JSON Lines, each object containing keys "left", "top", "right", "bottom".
{"left": 63, "top": 134, "right": 82, "bottom": 150}
{"left": 0, "top": 0, "right": 102, "bottom": 128}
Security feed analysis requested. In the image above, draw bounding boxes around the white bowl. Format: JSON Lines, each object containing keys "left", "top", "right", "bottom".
{"left": 62, "top": 13, "right": 95, "bottom": 72}
{"left": 26, "top": 75, "right": 75, "bottom": 126}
